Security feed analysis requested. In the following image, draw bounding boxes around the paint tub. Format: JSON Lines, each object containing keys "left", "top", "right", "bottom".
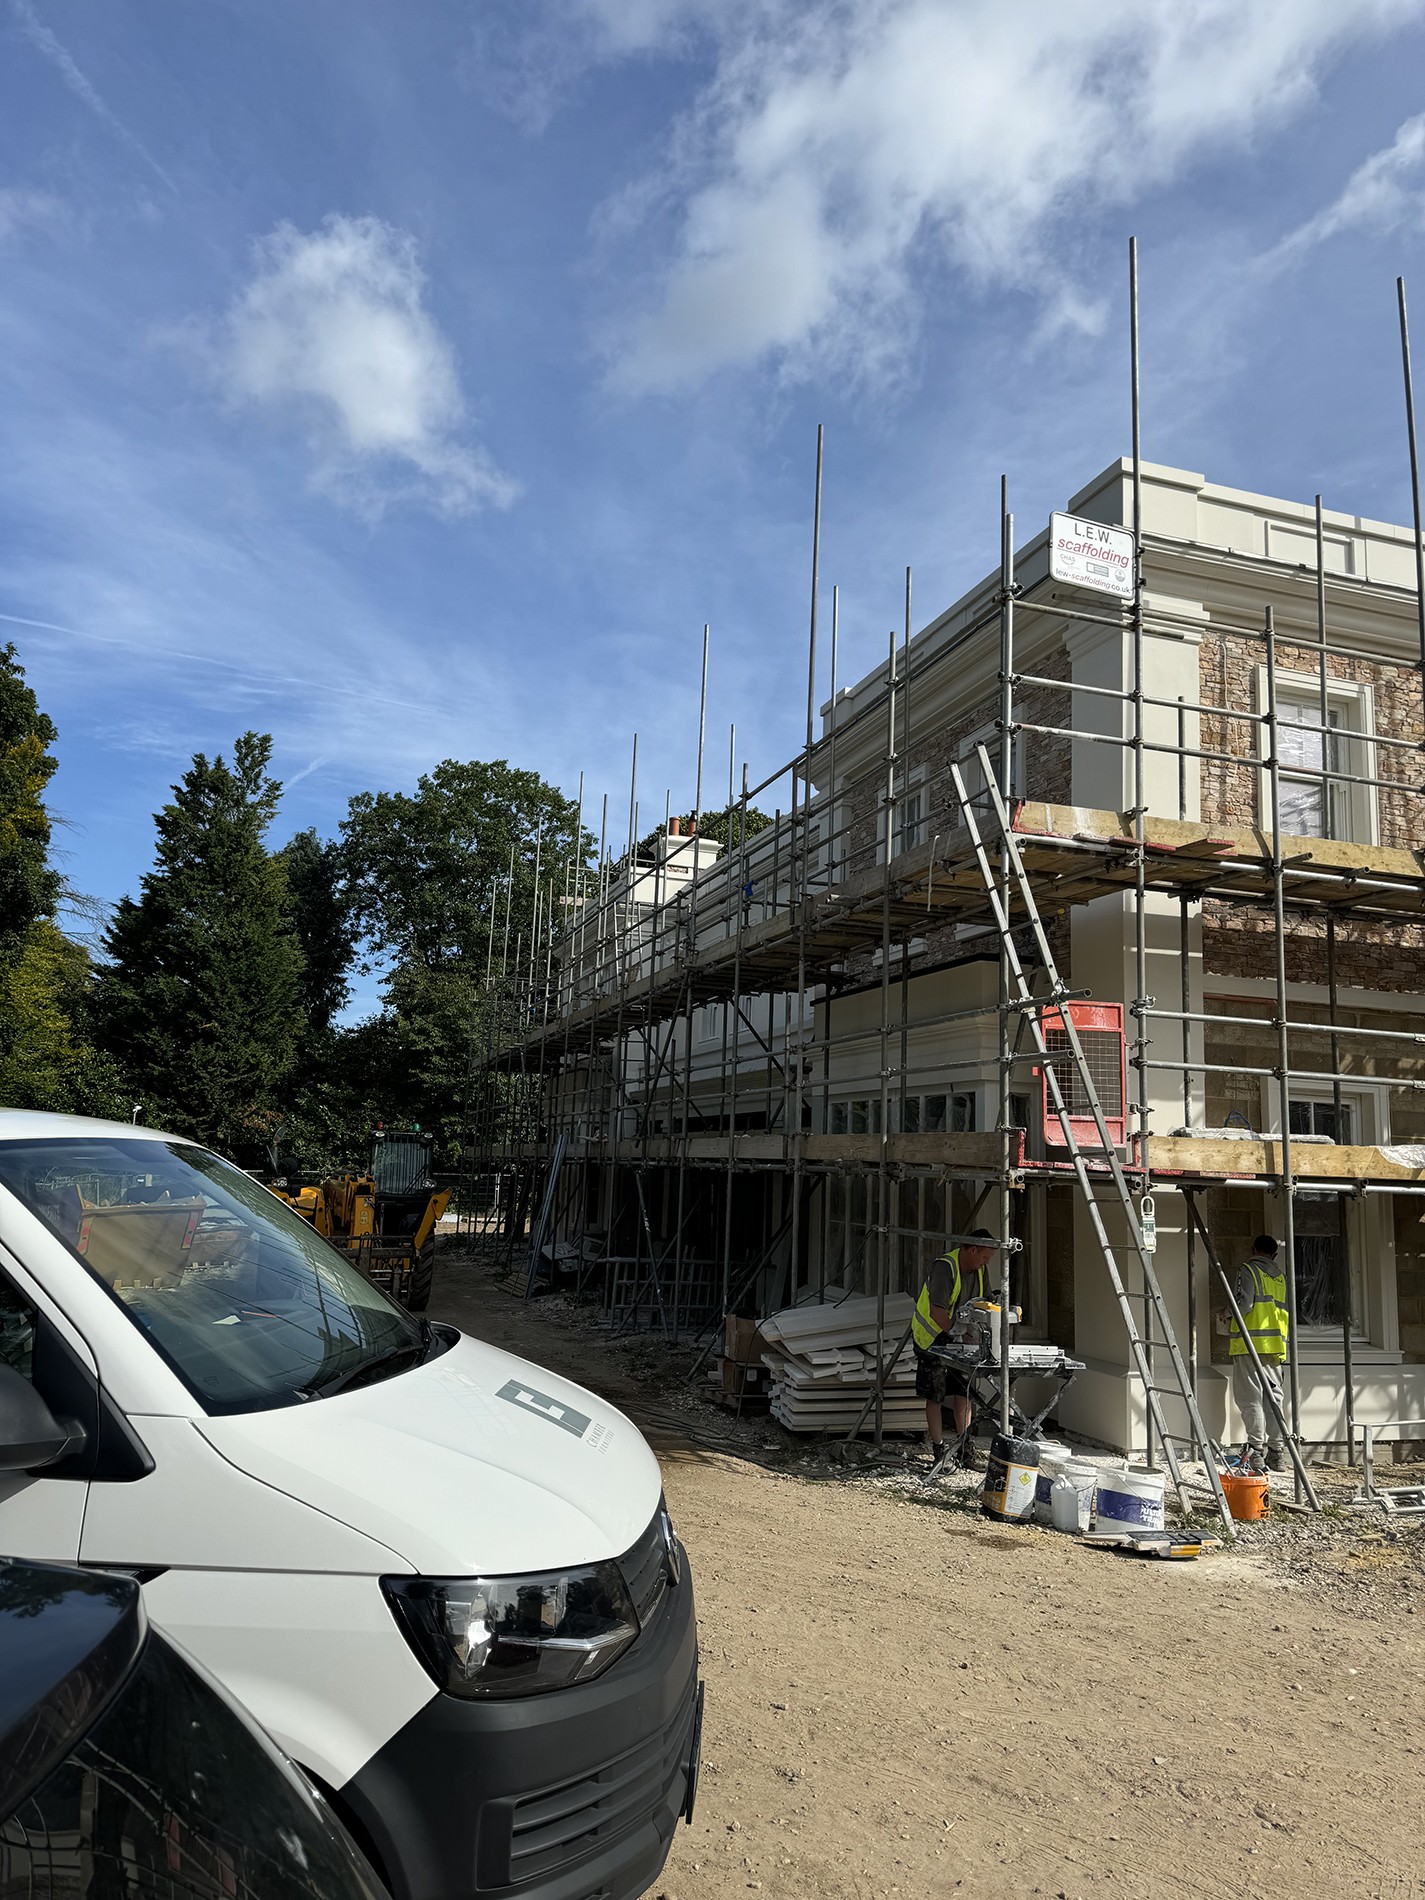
{"left": 1221, "top": 1470, "right": 1271, "bottom": 1522}
{"left": 982, "top": 1433, "right": 1040, "bottom": 1522}
{"left": 1049, "top": 1458, "right": 1098, "bottom": 1534}
{"left": 1095, "top": 1463, "right": 1167, "bottom": 1534}
{"left": 1032, "top": 1443, "right": 1070, "bottom": 1524}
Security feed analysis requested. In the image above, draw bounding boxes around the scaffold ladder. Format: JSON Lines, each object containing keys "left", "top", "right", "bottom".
{"left": 950, "top": 746, "right": 1235, "bottom": 1536}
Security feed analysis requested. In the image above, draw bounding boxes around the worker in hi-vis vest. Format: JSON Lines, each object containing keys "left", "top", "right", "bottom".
{"left": 1230, "top": 1233, "right": 1290, "bottom": 1472}
{"left": 912, "top": 1226, "right": 997, "bottom": 1469}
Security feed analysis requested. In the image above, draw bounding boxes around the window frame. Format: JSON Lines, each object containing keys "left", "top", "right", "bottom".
{"left": 1256, "top": 666, "right": 1377, "bottom": 846}
{"left": 1255, "top": 1079, "right": 1398, "bottom": 1354}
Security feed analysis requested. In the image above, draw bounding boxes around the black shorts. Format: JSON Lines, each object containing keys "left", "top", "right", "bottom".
{"left": 914, "top": 1347, "right": 969, "bottom": 1403}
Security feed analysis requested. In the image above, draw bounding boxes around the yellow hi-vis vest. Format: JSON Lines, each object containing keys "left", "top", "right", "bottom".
{"left": 912, "top": 1249, "right": 986, "bottom": 1350}
{"left": 1229, "top": 1259, "right": 1290, "bottom": 1361}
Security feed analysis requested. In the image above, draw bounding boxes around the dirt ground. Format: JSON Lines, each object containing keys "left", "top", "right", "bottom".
{"left": 429, "top": 1251, "right": 1425, "bottom": 1900}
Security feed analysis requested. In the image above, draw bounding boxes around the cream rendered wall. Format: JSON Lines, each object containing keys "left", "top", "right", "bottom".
{"left": 1056, "top": 471, "right": 1209, "bottom": 1452}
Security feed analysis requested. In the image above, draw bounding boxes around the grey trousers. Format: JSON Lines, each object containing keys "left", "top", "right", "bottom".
{"left": 1232, "top": 1353, "right": 1285, "bottom": 1451}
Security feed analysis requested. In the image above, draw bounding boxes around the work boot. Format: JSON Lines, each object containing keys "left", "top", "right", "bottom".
{"left": 1246, "top": 1448, "right": 1267, "bottom": 1475}
{"left": 958, "top": 1442, "right": 985, "bottom": 1473}
{"left": 929, "top": 1441, "right": 947, "bottom": 1467}
{"left": 1266, "top": 1446, "right": 1288, "bottom": 1473}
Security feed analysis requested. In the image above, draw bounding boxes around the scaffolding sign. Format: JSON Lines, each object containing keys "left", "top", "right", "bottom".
{"left": 1050, "top": 512, "right": 1136, "bottom": 599}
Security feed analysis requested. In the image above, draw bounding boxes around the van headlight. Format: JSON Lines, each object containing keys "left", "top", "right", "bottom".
{"left": 381, "top": 1565, "right": 639, "bottom": 1699}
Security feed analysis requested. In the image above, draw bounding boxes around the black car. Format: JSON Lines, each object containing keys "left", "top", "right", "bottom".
{"left": 0, "top": 1555, "right": 389, "bottom": 1899}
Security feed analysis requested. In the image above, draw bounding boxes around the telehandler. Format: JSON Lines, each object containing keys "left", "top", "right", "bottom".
{"left": 275, "top": 1127, "right": 449, "bottom": 1311}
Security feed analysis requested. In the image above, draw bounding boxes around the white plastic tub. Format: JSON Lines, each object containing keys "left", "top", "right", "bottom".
{"left": 1032, "top": 1443, "right": 1070, "bottom": 1524}
{"left": 1095, "top": 1462, "right": 1166, "bottom": 1533}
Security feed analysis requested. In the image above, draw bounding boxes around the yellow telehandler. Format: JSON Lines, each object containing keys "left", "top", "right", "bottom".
{"left": 276, "top": 1128, "right": 449, "bottom": 1311}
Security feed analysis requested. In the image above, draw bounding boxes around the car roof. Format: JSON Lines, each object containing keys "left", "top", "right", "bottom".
{"left": 0, "top": 1110, "right": 186, "bottom": 1145}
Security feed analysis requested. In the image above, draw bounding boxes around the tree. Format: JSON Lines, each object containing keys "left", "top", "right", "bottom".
{"left": 0, "top": 922, "right": 129, "bottom": 1118}
{"left": 278, "top": 828, "right": 356, "bottom": 1037}
{"left": 0, "top": 644, "right": 60, "bottom": 971}
{"left": 342, "top": 760, "right": 588, "bottom": 976}
{"left": 339, "top": 760, "right": 589, "bottom": 1153}
{"left": 95, "top": 733, "right": 303, "bottom": 1154}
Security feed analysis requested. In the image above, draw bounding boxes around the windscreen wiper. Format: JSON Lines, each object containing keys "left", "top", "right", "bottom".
{"left": 298, "top": 1321, "right": 432, "bottom": 1401}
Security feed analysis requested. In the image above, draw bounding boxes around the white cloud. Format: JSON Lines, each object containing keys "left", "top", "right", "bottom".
{"left": 581, "top": 0, "right": 1425, "bottom": 390}
{"left": 213, "top": 215, "right": 518, "bottom": 518}
{"left": 1271, "top": 114, "right": 1425, "bottom": 263}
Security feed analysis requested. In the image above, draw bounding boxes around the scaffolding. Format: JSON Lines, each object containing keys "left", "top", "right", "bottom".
{"left": 467, "top": 251, "right": 1425, "bottom": 1515}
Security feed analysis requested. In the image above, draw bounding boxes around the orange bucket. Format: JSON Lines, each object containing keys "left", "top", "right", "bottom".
{"left": 1220, "top": 1470, "right": 1270, "bottom": 1522}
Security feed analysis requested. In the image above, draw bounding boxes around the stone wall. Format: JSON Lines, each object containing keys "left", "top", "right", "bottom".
{"left": 1203, "top": 910, "right": 1425, "bottom": 993}
{"left": 1202, "top": 1002, "right": 1425, "bottom": 1130}
{"left": 1199, "top": 632, "right": 1425, "bottom": 986}
{"left": 1198, "top": 632, "right": 1423, "bottom": 840}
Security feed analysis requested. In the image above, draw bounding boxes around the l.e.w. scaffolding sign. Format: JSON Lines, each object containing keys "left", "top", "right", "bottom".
{"left": 1049, "top": 512, "right": 1136, "bottom": 600}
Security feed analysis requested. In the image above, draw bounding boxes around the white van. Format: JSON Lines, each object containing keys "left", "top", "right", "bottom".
{"left": 0, "top": 1112, "right": 702, "bottom": 1900}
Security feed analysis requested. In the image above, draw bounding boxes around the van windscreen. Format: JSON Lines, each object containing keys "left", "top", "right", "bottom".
{"left": 0, "top": 1138, "right": 426, "bottom": 1414}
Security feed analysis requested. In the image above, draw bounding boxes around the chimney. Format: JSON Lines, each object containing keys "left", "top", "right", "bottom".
{"left": 669, "top": 816, "right": 682, "bottom": 835}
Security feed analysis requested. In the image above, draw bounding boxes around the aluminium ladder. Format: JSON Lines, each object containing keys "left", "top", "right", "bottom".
{"left": 950, "top": 746, "right": 1236, "bottom": 1536}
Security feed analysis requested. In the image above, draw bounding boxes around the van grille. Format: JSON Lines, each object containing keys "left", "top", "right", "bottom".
{"left": 507, "top": 1671, "right": 698, "bottom": 1884}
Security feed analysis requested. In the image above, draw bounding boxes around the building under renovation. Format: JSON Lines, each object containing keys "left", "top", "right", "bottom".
{"left": 475, "top": 451, "right": 1425, "bottom": 1491}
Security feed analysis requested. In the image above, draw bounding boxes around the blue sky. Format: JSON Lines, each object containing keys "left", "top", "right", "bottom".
{"left": 4, "top": 0, "right": 1425, "bottom": 1013}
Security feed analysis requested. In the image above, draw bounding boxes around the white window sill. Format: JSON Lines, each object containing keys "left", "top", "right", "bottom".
{"left": 1297, "top": 1345, "right": 1400, "bottom": 1366}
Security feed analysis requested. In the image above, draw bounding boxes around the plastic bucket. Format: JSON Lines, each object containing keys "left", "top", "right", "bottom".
{"left": 1221, "top": 1470, "right": 1271, "bottom": 1522}
{"left": 1032, "top": 1443, "right": 1070, "bottom": 1524}
{"left": 982, "top": 1433, "right": 1041, "bottom": 1522}
{"left": 1095, "top": 1463, "right": 1166, "bottom": 1533}
{"left": 1050, "top": 1458, "right": 1098, "bottom": 1534}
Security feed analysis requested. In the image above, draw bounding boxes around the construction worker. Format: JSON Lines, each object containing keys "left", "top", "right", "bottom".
{"left": 912, "top": 1226, "right": 997, "bottom": 1468}
{"left": 1230, "top": 1233, "right": 1290, "bottom": 1472}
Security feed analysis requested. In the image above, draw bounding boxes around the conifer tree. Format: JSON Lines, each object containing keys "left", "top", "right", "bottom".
{"left": 278, "top": 827, "right": 355, "bottom": 1037}
{"left": 96, "top": 732, "right": 303, "bottom": 1153}
{"left": 0, "top": 643, "right": 60, "bottom": 971}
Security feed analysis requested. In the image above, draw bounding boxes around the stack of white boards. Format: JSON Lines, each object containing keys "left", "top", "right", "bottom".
{"left": 759, "top": 1291, "right": 923, "bottom": 1434}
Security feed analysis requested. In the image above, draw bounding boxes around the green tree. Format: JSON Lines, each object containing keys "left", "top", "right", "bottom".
{"left": 0, "top": 644, "right": 61, "bottom": 972}
{"left": 278, "top": 828, "right": 355, "bottom": 1036}
{"left": 339, "top": 760, "right": 589, "bottom": 1152}
{"left": 95, "top": 733, "right": 303, "bottom": 1154}
{"left": 0, "top": 922, "right": 129, "bottom": 1117}
{"left": 342, "top": 760, "right": 588, "bottom": 976}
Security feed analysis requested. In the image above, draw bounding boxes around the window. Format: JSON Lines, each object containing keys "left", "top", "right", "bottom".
{"left": 0, "top": 1272, "right": 36, "bottom": 1382}
{"left": 1258, "top": 1081, "right": 1393, "bottom": 1349}
{"left": 1292, "top": 1191, "right": 1363, "bottom": 1336}
{"left": 0, "top": 1138, "right": 425, "bottom": 1415}
{"left": 829, "top": 1100, "right": 849, "bottom": 1135}
{"left": 894, "top": 784, "right": 924, "bottom": 857}
{"left": 879, "top": 771, "right": 926, "bottom": 863}
{"left": 1289, "top": 1098, "right": 1352, "bottom": 1143}
{"left": 1260, "top": 672, "right": 1375, "bottom": 843}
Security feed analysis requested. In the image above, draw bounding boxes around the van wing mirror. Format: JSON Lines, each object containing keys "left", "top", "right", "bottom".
{"left": 0, "top": 1363, "right": 85, "bottom": 1472}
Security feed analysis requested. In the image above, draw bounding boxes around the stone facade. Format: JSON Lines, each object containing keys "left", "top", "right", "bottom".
{"left": 1199, "top": 632, "right": 1425, "bottom": 988}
